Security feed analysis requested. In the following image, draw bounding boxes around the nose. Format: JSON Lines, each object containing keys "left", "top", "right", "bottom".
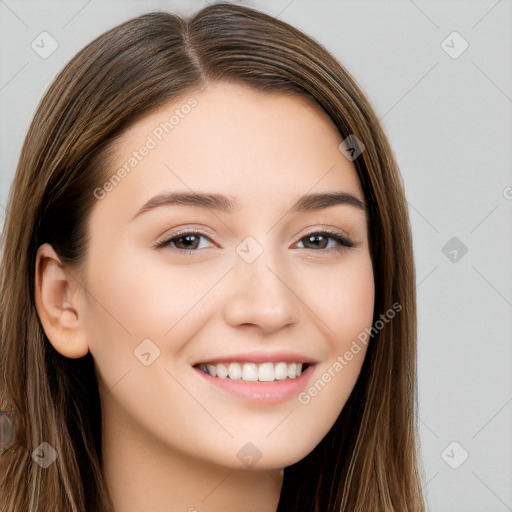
{"left": 222, "top": 247, "right": 300, "bottom": 333}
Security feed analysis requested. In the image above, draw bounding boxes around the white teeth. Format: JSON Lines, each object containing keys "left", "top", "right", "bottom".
{"left": 274, "top": 362, "right": 288, "bottom": 380}
{"left": 206, "top": 364, "right": 217, "bottom": 377}
{"left": 216, "top": 363, "right": 228, "bottom": 379}
{"left": 241, "top": 363, "right": 258, "bottom": 381}
{"left": 198, "top": 361, "right": 306, "bottom": 381}
{"left": 228, "top": 362, "right": 242, "bottom": 380}
{"left": 287, "top": 362, "right": 296, "bottom": 378}
{"left": 258, "top": 362, "right": 274, "bottom": 382}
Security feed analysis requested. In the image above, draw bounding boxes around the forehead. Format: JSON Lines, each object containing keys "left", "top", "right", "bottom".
{"left": 91, "top": 81, "right": 364, "bottom": 223}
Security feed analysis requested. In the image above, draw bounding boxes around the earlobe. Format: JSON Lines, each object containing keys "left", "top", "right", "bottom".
{"left": 34, "top": 243, "right": 89, "bottom": 359}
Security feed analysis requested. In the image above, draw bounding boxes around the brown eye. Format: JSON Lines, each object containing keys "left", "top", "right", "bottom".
{"left": 297, "top": 231, "right": 354, "bottom": 252}
{"left": 172, "top": 234, "right": 201, "bottom": 250}
{"left": 155, "top": 231, "right": 214, "bottom": 252}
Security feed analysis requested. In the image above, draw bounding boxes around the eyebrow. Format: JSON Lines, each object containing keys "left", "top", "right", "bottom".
{"left": 131, "top": 190, "right": 366, "bottom": 220}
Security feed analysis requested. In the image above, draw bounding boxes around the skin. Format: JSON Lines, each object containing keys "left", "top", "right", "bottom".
{"left": 35, "top": 82, "right": 375, "bottom": 512}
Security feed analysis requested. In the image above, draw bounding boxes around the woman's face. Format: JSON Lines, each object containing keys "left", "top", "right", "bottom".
{"left": 79, "top": 81, "right": 374, "bottom": 470}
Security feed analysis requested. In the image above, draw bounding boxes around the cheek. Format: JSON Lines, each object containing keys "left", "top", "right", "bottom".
{"left": 294, "top": 254, "right": 374, "bottom": 425}
{"left": 80, "top": 246, "right": 229, "bottom": 387}
{"left": 86, "top": 246, "right": 233, "bottom": 328}
{"left": 316, "top": 252, "right": 375, "bottom": 346}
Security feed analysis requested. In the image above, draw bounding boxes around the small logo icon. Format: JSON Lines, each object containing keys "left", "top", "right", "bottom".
{"left": 441, "top": 441, "right": 469, "bottom": 469}
{"left": 441, "top": 31, "right": 469, "bottom": 59}
{"left": 236, "top": 442, "right": 262, "bottom": 467}
{"left": 31, "top": 32, "right": 59, "bottom": 59}
{"left": 32, "top": 442, "right": 58, "bottom": 468}
{"left": 236, "top": 236, "right": 264, "bottom": 264}
{"left": 134, "top": 338, "right": 161, "bottom": 366}
{"left": 0, "top": 410, "right": 15, "bottom": 451}
{"left": 338, "top": 134, "right": 365, "bottom": 161}
{"left": 442, "top": 237, "right": 468, "bottom": 263}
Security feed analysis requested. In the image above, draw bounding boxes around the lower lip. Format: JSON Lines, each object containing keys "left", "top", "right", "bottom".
{"left": 193, "top": 365, "right": 315, "bottom": 403}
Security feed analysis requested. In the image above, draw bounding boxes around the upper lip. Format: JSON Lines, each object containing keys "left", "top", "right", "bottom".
{"left": 192, "top": 351, "right": 318, "bottom": 366}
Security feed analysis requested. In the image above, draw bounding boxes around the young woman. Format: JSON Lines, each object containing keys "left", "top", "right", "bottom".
{"left": 0, "top": 4, "right": 425, "bottom": 511}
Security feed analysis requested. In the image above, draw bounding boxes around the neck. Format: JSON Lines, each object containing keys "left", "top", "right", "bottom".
{"left": 101, "top": 406, "right": 283, "bottom": 512}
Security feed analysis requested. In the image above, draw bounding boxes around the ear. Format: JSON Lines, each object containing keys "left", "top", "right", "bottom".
{"left": 34, "top": 243, "right": 89, "bottom": 359}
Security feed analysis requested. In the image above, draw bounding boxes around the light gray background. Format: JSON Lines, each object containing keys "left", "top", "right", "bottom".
{"left": 1, "top": 1, "right": 511, "bottom": 511}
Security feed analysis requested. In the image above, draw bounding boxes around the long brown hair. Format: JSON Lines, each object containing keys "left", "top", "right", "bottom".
{"left": 0, "top": 4, "right": 425, "bottom": 511}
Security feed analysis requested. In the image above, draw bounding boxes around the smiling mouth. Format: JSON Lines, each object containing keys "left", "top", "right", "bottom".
{"left": 195, "top": 362, "right": 310, "bottom": 382}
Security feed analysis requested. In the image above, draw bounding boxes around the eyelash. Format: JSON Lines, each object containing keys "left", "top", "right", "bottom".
{"left": 153, "top": 228, "right": 355, "bottom": 254}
